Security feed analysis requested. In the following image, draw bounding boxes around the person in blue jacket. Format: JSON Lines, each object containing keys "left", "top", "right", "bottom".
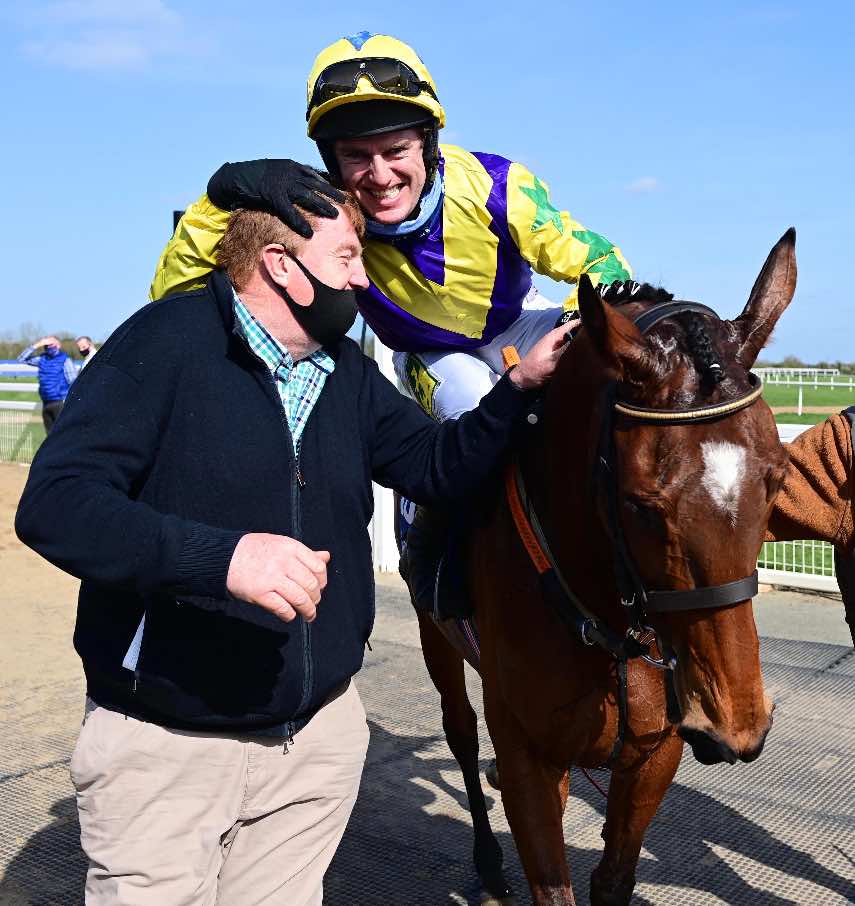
{"left": 17, "top": 335, "right": 77, "bottom": 432}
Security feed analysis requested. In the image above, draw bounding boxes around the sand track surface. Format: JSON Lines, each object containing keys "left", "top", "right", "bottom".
{"left": 0, "top": 463, "right": 82, "bottom": 692}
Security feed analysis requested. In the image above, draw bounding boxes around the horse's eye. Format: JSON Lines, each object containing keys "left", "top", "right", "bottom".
{"left": 624, "top": 495, "right": 663, "bottom": 530}
{"left": 625, "top": 496, "right": 651, "bottom": 517}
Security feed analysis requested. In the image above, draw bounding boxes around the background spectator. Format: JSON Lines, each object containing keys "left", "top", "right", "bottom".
{"left": 17, "top": 336, "right": 76, "bottom": 432}
{"left": 75, "top": 335, "right": 97, "bottom": 369}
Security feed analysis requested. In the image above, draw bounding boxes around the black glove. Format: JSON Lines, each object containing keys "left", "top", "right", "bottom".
{"left": 207, "top": 159, "right": 346, "bottom": 239}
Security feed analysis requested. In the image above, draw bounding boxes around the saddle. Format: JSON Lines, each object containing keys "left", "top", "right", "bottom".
{"left": 397, "top": 501, "right": 474, "bottom": 621}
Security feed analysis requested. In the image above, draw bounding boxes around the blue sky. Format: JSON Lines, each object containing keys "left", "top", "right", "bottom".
{"left": 1, "top": 1, "right": 853, "bottom": 361}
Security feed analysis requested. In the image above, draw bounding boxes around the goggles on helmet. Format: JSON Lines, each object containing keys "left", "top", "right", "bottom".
{"left": 307, "top": 57, "right": 438, "bottom": 121}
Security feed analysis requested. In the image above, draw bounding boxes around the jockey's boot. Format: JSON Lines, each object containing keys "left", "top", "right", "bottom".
{"left": 400, "top": 505, "right": 473, "bottom": 620}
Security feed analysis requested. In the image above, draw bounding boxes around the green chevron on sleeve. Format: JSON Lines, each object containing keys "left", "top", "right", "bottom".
{"left": 585, "top": 254, "right": 632, "bottom": 284}
{"left": 520, "top": 177, "right": 564, "bottom": 233}
{"left": 571, "top": 229, "right": 617, "bottom": 265}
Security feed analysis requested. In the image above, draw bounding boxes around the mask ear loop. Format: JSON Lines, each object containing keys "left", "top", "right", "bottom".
{"left": 284, "top": 250, "right": 335, "bottom": 294}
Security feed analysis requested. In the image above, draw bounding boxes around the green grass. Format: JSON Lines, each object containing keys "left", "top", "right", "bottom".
{"left": 773, "top": 412, "right": 827, "bottom": 425}
{"left": 762, "top": 383, "right": 855, "bottom": 409}
{"left": 0, "top": 391, "right": 40, "bottom": 402}
{"left": 21, "top": 420, "right": 46, "bottom": 447}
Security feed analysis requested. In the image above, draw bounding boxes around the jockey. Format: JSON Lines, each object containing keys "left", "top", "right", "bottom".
{"left": 150, "top": 32, "right": 632, "bottom": 617}
{"left": 150, "top": 31, "right": 631, "bottom": 423}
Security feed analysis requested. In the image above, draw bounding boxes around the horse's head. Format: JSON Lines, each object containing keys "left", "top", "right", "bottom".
{"left": 568, "top": 230, "right": 797, "bottom": 765}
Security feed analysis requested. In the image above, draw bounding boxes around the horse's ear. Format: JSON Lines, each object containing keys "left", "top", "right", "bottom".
{"left": 578, "top": 275, "right": 651, "bottom": 379}
{"left": 731, "top": 228, "right": 797, "bottom": 369}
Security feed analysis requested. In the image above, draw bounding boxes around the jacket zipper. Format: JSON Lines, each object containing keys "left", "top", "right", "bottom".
{"left": 258, "top": 362, "right": 313, "bottom": 720}
{"left": 293, "top": 439, "right": 314, "bottom": 716}
{"left": 236, "top": 327, "right": 316, "bottom": 729}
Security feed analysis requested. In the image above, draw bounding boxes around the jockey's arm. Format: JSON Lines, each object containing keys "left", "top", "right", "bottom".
{"left": 150, "top": 160, "right": 343, "bottom": 301}
{"left": 765, "top": 412, "right": 855, "bottom": 547}
{"left": 505, "top": 162, "right": 631, "bottom": 309}
{"left": 150, "top": 194, "right": 230, "bottom": 300}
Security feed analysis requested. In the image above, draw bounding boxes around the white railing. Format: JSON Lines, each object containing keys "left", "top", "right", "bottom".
{"left": 369, "top": 340, "right": 400, "bottom": 571}
{"left": 0, "top": 400, "right": 41, "bottom": 464}
{"left": 758, "top": 373, "right": 853, "bottom": 389}
{"left": 754, "top": 367, "right": 840, "bottom": 380}
{"left": 0, "top": 382, "right": 39, "bottom": 392}
{"left": 757, "top": 540, "right": 837, "bottom": 592}
{"left": 0, "top": 362, "right": 37, "bottom": 376}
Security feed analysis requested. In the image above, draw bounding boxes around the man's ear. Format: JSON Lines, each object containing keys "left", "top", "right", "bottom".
{"left": 260, "top": 244, "right": 290, "bottom": 291}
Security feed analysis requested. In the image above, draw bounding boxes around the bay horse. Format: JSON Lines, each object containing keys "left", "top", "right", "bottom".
{"left": 404, "top": 229, "right": 797, "bottom": 905}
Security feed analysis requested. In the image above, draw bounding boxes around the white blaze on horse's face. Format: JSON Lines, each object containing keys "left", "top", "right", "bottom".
{"left": 700, "top": 441, "right": 747, "bottom": 525}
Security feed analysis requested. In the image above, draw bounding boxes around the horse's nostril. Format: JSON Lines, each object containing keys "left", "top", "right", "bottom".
{"left": 741, "top": 716, "right": 774, "bottom": 763}
{"left": 679, "top": 726, "right": 738, "bottom": 765}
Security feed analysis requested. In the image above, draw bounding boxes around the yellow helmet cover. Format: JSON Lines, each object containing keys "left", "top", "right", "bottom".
{"left": 306, "top": 32, "right": 445, "bottom": 137}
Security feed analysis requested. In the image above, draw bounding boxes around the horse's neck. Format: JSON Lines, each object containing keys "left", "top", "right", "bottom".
{"left": 520, "top": 374, "right": 628, "bottom": 627}
{"left": 521, "top": 384, "right": 611, "bottom": 570}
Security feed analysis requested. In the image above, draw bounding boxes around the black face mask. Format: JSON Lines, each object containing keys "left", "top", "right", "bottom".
{"left": 279, "top": 253, "right": 358, "bottom": 347}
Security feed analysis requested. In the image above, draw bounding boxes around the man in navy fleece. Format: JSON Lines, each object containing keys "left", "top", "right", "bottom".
{"left": 16, "top": 190, "right": 569, "bottom": 905}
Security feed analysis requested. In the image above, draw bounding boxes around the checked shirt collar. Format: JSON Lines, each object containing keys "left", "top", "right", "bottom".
{"left": 232, "top": 289, "right": 334, "bottom": 452}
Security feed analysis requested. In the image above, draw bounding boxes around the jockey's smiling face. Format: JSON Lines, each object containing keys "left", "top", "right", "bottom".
{"left": 334, "top": 128, "right": 426, "bottom": 225}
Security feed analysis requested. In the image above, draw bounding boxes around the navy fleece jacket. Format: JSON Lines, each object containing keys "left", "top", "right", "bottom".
{"left": 15, "top": 269, "right": 535, "bottom": 732}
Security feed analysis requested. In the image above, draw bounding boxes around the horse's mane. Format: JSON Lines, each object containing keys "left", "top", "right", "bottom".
{"left": 599, "top": 281, "right": 729, "bottom": 395}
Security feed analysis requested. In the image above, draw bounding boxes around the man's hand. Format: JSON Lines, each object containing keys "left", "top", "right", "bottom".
{"left": 226, "top": 533, "right": 330, "bottom": 623}
{"left": 35, "top": 335, "right": 59, "bottom": 348}
{"left": 509, "top": 325, "right": 571, "bottom": 391}
{"left": 207, "top": 159, "right": 346, "bottom": 239}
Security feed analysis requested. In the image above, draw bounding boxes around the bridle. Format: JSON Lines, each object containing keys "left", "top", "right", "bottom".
{"left": 596, "top": 300, "right": 762, "bottom": 652}
{"left": 507, "top": 297, "right": 766, "bottom": 762}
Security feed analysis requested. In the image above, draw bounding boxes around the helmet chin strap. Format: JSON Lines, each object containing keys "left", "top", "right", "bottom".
{"left": 316, "top": 140, "right": 343, "bottom": 182}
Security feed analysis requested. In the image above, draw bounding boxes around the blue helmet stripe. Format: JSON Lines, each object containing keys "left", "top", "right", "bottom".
{"left": 344, "top": 30, "right": 372, "bottom": 50}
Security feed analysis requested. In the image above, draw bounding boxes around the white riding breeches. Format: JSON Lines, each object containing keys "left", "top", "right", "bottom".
{"left": 393, "top": 290, "right": 561, "bottom": 421}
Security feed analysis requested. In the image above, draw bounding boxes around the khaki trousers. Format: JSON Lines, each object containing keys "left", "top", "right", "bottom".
{"left": 70, "top": 681, "right": 369, "bottom": 905}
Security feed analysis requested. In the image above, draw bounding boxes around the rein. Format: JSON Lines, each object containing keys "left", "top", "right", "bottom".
{"left": 506, "top": 298, "right": 763, "bottom": 766}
